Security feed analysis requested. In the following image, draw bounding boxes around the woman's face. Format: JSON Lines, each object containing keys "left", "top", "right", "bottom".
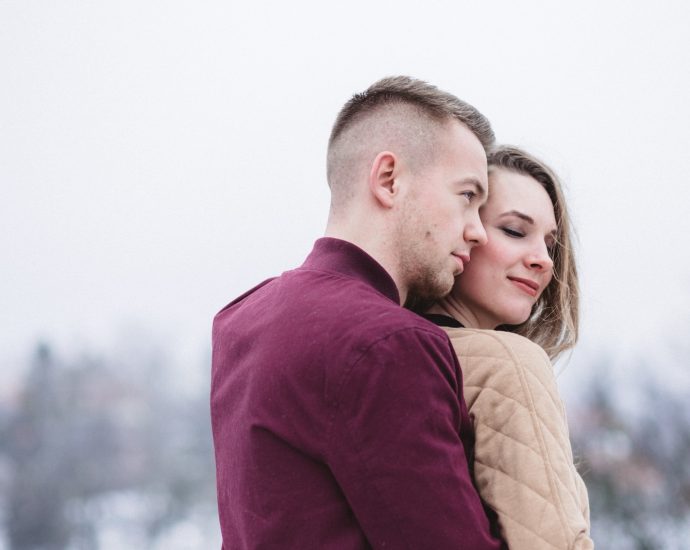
{"left": 451, "top": 167, "right": 557, "bottom": 329}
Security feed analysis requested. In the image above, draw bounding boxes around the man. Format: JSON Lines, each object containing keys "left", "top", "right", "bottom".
{"left": 212, "top": 76, "right": 503, "bottom": 549}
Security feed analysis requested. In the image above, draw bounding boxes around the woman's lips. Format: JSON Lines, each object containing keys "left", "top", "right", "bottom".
{"left": 508, "top": 276, "right": 539, "bottom": 297}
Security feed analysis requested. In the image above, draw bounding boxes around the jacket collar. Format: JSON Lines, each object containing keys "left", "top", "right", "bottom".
{"left": 302, "top": 238, "right": 400, "bottom": 305}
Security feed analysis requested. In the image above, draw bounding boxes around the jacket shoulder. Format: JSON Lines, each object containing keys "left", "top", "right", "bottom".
{"left": 442, "top": 328, "right": 558, "bottom": 416}
{"left": 444, "top": 328, "right": 549, "bottom": 368}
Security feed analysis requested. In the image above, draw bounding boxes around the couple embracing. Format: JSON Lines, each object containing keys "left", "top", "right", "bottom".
{"left": 211, "top": 76, "right": 593, "bottom": 549}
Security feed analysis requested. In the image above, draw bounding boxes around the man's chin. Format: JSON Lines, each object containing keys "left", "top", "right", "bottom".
{"left": 436, "top": 271, "right": 456, "bottom": 298}
{"left": 404, "top": 273, "right": 454, "bottom": 311}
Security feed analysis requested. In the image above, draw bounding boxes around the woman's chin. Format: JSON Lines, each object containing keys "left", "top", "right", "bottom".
{"left": 496, "top": 310, "right": 531, "bottom": 327}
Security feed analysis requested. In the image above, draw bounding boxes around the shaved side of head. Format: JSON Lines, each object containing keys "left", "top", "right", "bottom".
{"left": 326, "top": 76, "right": 494, "bottom": 215}
{"left": 327, "top": 103, "right": 444, "bottom": 212}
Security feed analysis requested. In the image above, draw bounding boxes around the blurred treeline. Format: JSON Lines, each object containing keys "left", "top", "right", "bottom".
{"left": 0, "top": 343, "right": 219, "bottom": 549}
{"left": 1, "top": 342, "right": 688, "bottom": 549}
{"left": 568, "top": 352, "right": 690, "bottom": 550}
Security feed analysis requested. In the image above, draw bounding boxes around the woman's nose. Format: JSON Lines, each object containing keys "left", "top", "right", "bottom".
{"left": 525, "top": 243, "right": 554, "bottom": 271}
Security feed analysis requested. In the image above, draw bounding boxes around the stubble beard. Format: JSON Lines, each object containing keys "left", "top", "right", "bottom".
{"left": 399, "top": 236, "right": 455, "bottom": 309}
{"left": 396, "top": 196, "right": 455, "bottom": 309}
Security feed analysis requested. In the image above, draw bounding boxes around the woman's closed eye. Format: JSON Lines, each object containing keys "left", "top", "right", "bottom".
{"left": 501, "top": 226, "right": 524, "bottom": 238}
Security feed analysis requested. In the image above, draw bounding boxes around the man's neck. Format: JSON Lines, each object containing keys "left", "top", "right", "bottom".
{"left": 323, "top": 226, "right": 407, "bottom": 305}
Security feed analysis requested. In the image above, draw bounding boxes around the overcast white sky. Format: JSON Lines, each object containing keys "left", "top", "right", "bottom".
{"left": 2, "top": 1, "right": 689, "bottom": 391}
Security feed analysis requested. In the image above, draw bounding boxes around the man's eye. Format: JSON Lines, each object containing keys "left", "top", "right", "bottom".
{"left": 501, "top": 227, "right": 524, "bottom": 238}
{"left": 461, "top": 191, "right": 476, "bottom": 201}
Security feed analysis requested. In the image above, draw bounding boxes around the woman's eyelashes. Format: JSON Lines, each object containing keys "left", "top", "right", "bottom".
{"left": 501, "top": 225, "right": 557, "bottom": 258}
{"left": 500, "top": 226, "right": 524, "bottom": 238}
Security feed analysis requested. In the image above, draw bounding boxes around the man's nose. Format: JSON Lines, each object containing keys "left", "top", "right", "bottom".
{"left": 465, "top": 213, "right": 487, "bottom": 247}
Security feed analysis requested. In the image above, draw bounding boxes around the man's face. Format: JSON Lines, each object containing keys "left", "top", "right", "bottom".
{"left": 397, "top": 121, "right": 489, "bottom": 303}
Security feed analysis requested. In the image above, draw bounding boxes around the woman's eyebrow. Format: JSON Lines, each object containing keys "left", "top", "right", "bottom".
{"left": 501, "top": 210, "right": 558, "bottom": 237}
{"left": 499, "top": 210, "right": 534, "bottom": 223}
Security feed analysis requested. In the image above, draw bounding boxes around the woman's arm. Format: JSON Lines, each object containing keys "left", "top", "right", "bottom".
{"left": 446, "top": 328, "right": 594, "bottom": 550}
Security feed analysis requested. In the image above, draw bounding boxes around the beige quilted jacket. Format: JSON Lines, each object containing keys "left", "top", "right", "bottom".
{"left": 445, "top": 327, "right": 593, "bottom": 550}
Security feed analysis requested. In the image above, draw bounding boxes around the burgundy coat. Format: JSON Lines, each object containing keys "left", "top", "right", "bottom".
{"left": 211, "top": 238, "right": 503, "bottom": 549}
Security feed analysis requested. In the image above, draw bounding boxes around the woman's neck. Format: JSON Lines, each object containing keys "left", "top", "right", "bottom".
{"left": 427, "top": 295, "right": 492, "bottom": 330}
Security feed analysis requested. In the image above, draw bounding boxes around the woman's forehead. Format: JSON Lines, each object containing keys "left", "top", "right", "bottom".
{"left": 485, "top": 169, "right": 556, "bottom": 225}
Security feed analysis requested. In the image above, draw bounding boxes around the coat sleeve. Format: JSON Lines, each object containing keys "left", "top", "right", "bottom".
{"left": 448, "top": 329, "right": 594, "bottom": 550}
{"left": 326, "top": 327, "right": 503, "bottom": 550}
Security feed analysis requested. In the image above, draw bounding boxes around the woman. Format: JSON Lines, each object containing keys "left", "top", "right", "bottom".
{"left": 426, "top": 146, "right": 593, "bottom": 549}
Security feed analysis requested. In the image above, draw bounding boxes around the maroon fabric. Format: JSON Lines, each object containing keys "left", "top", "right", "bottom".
{"left": 211, "top": 238, "right": 503, "bottom": 549}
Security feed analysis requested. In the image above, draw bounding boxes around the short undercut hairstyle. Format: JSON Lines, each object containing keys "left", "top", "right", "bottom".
{"left": 326, "top": 76, "right": 495, "bottom": 206}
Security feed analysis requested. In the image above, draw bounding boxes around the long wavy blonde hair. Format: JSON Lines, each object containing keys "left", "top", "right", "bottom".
{"left": 489, "top": 146, "right": 579, "bottom": 360}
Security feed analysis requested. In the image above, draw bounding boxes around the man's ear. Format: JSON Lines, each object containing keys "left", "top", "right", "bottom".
{"left": 368, "top": 151, "right": 399, "bottom": 209}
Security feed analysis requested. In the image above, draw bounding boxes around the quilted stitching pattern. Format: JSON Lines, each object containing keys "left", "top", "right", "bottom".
{"left": 445, "top": 328, "right": 594, "bottom": 550}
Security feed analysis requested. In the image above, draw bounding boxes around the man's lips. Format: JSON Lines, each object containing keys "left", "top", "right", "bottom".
{"left": 452, "top": 253, "right": 471, "bottom": 273}
{"left": 508, "top": 276, "right": 539, "bottom": 297}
